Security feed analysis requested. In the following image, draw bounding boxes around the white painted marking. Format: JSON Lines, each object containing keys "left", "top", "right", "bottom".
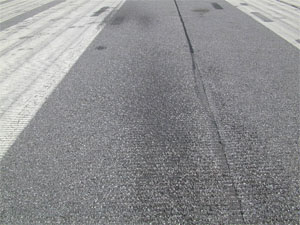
{"left": 0, "top": 0, "right": 54, "bottom": 22}
{"left": 226, "top": 0, "right": 300, "bottom": 49}
{"left": 0, "top": 0, "right": 125, "bottom": 159}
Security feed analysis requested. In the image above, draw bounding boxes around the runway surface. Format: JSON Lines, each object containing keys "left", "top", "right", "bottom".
{"left": 0, "top": 0, "right": 299, "bottom": 224}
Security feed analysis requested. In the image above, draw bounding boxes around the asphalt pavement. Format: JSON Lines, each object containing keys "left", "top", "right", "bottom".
{"left": 0, "top": 0, "right": 299, "bottom": 224}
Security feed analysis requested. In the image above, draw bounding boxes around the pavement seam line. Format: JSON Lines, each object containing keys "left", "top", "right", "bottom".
{"left": 173, "top": 0, "right": 246, "bottom": 222}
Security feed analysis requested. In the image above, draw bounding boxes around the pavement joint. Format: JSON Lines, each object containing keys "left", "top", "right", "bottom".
{"left": 173, "top": 0, "right": 246, "bottom": 222}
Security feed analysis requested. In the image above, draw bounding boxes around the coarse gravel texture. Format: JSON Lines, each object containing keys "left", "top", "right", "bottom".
{"left": 1, "top": 0, "right": 299, "bottom": 224}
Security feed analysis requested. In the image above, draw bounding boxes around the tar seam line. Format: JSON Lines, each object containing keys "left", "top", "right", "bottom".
{"left": 173, "top": 0, "right": 246, "bottom": 222}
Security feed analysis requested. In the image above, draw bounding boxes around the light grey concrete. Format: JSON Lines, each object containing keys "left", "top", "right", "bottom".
{"left": 0, "top": 0, "right": 65, "bottom": 31}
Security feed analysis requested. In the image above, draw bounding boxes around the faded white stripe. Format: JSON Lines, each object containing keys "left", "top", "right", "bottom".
{"left": 226, "top": 0, "right": 300, "bottom": 49}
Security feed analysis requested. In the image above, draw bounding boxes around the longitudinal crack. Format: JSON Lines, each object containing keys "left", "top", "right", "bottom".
{"left": 173, "top": 0, "right": 245, "bottom": 222}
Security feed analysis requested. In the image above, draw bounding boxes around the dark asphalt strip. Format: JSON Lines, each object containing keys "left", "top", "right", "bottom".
{"left": 212, "top": 2, "right": 223, "bottom": 9}
{"left": 0, "top": 0, "right": 65, "bottom": 31}
{"left": 177, "top": 0, "right": 299, "bottom": 222}
{"left": 173, "top": 0, "right": 246, "bottom": 223}
{"left": 0, "top": 0, "right": 247, "bottom": 223}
